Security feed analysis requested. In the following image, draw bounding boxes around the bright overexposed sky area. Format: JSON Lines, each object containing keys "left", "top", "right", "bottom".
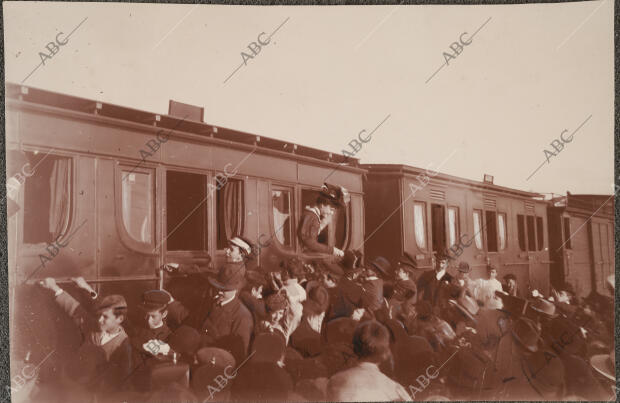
{"left": 3, "top": 1, "right": 615, "bottom": 196}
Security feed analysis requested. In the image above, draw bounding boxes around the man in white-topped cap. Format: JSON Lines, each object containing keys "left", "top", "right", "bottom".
{"left": 226, "top": 236, "right": 254, "bottom": 275}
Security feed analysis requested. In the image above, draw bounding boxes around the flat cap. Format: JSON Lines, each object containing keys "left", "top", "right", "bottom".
{"left": 94, "top": 294, "right": 127, "bottom": 312}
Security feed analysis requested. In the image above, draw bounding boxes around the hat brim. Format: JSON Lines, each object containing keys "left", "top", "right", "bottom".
{"left": 529, "top": 305, "right": 558, "bottom": 318}
{"left": 208, "top": 276, "right": 245, "bottom": 291}
{"left": 511, "top": 329, "right": 540, "bottom": 353}
{"left": 448, "top": 299, "right": 478, "bottom": 323}
{"left": 590, "top": 355, "right": 615, "bottom": 381}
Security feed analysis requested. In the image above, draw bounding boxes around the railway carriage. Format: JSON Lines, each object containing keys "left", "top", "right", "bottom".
{"left": 361, "top": 164, "right": 552, "bottom": 295}
{"left": 547, "top": 193, "right": 614, "bottom": 297}
{"left": 5, "top": 83, "right": 365, "bottom": 362}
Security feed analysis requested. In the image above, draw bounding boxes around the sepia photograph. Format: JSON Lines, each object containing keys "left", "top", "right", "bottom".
{"left": 2, "top": 1, "right": 616, "bottom": 402}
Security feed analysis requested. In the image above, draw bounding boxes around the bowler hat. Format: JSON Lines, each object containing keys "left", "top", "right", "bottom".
{"left": 94, "top": 294, "right": 127, "bottom": 312}
{"left": 369, "top": 256, "right": 392, "bottom": 278}
{"left": 529, "top": 298, "right": 558, "bottom": 318}
{"left": 140, "top": 289, "right": 172, "bottom": 311}
{"left": 196, "top": 347, "right": 236, "bottom": 368}
{"left": 457, "top": 262, "right": 471, "bottom": 273}
{"left": 209, "top": 263, "right": 246, "bottom": 291}
{"left": 303, "top": 283, "right": 329, "bottom": 315}
{"left": 448, "top": 294, "right": 479, "bottom": 323}
{"left": 511, "top": 317, "right": 541, "bottom": 352}
{"left": 496, "top": 290, "right": 528, "bottom": 317}
{"left": 397, "top": 253, "right": 417, "bottom": 272}
{"left": 168, "top": 325, "right": 201, "bottom": 357}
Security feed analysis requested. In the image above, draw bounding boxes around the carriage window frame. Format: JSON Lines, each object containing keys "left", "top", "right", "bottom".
{"left": 115, "top": 164, "right": 157, "bottom": 254}
{"left": 22, "top": 151, "right": 75, "bottom": 247}
{"left": 300, "top": 187, "right": 351, "bottom": 253}
{"left": 536, "top": 216, "right": 544, "bottom": 251}
{"left": 271, "top": 185, "right": 295, "bottom": 250}
{"left": 413, "top": 201, "right": 428, "bottom": 250}
{"left": 472, "top": 209, "right": 483, "bottom": 250}
{"left": 563, "top": 217, "right": 572, "bottom": 250}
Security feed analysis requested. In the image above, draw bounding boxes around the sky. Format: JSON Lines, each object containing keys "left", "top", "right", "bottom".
{"left": 3, "top": 1, "right": 615, "bottom": 196}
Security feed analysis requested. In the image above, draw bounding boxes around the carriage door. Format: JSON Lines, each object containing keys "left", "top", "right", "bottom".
{"left": 431, "top": 204, "right": 446, "bottom": 255}
{"left": 590, "top": 220, "right": 612, "bottom": 294}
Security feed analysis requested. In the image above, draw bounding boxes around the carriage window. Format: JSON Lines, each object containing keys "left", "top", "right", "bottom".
{"left": 301, "top": 189, "right": 349, "bottom": 250}
{"left": 216, "top": 179, "right": 245, "bottom": 250}
{"left": 414, "top": 202, "right": 427, "bottom": 249}
{"left": 563, "top": 217, "right": 572, "bottom": 249}
{"left": 447, "top": 207, "right": 459, "bottom": 247}
{"left": 473, "top": 210, "right": 483, "bottom": 249}
{"left": 121, "top": 169, "right": 154, "bottom": 244}
{"left": 498, "top": 213, "right": 507, "bottom": 250}
{"left": 23, "top": 152, "right": 72, "bottom": 244}
{"left": 526, "top": 215, "right": 536, "bottom": 252}
{"left": 517, "top": 214, "right": 526, "bottom": 251}
{"left": 536, "top": 216, "right": 544, "bottom": 251}
{"left": 272, "top": 188, "right": 293, "bottom": 248}
{"left": 485, "top": 211, "right": 498, "bottom": 252}
{"left": 166, "top": 171, "right": 208, "bottom": 251}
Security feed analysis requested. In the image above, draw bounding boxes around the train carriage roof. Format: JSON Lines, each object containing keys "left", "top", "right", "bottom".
{"left": 6, "top": 82, "right": 362, "bottom": 171}
{"left": 362, "top": 163, "right": 545, "bottom": 200}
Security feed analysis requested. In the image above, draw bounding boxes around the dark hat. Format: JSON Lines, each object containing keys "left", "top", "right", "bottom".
{"left": 139, "top": 289, "right": 172, "bottom": 311}
{"left": 394, "top": 279, "right": 417, "bottom": 300}
{"left": 557, "top": 281, "right": 576, "bottom": 296}
{"left": 319, "top": 182, "right": 347, "bottom": 207}
{"left": 208, "top": 262, "right": 246, "bottom": 291}
{"left": 448, "top": 294, "right": 479, "bottom": 323}
{"left": 326, "top": 317, "right": 358, "bottom": 345}
{"left": 253, "top": 332, "right": 287, "bottom": 363}
{"left": 503, "top": 273, "right": 517, "bottom": 282}
{"left": 303, "top": 284, "right": 329, "bottom": 315}
{"left": 282, "top": 258, "right": 305, "bottom": 278}
{"left": 94, "top": 294, "right": 127, "bottom": 312}
{"left": 150, "top": 361, "right": 190, "bottom": 388}
{"left": 167, "top": 325, "right": 201, "bottom": 357}
{"left": 196, "top": 347, "right": 236, "bottom": 368}
{"left": 511, "top": 317, "right": 541, "bottom": 352}
{"left": 457, "top": 261, "right": 471, "bottom": 273}
{"left": 416, "top": 300, "right": 433, "bottom": 320}
{"left": 590, "top": 354, "right": 615, "bottom": 381}
{"left": 529, "top": 298, "right": 558, "bottom": 318}
{"left": 435, "top": 248, "right": 450, "bottom": 261}
{"left": 369, "top": 256, "right": 392, "bottom": 278}
{"left": 397, "top": 253, "right": 418, "bottom": 272}
{"left": 192, "top": 348, "right": 236, "bottom": 397}
{"left": 265, "top": 292, "right": 288, "bottom": 312}
{"left": 496, "top": 290, "right": 529, "bottom": 317}
{"left": 245, "top": 270, "right": 268, "bottom": 288}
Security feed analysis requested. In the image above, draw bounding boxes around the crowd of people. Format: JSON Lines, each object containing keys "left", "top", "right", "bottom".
{"left": 20, "top": 185, "right": 615, "bottom": 402}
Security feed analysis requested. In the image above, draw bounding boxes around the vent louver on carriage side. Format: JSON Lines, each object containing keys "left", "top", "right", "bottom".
{"left": 525, "top": 201, "right": 535, "bottom": 212}
{"left": 430, "top": 189, "right": 445, "bottom": 201}
{"left": 483, "top": 194, "right": 497, "bottom": 209}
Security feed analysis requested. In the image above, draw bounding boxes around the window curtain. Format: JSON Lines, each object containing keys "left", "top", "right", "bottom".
{"left": 473, "top": 211, "right": 483, "bottom": 249}
{"left": 498, "top": 214, "right": 506, "bottom": 250}
{"left": 448, "top": 208, "right": 457, "bottom": 247}
{"left": 414, "top": 203, "right": 426, "bottom": 248}
{"left": 223, "top": 180, "right": 244, "bottom": 240}
{"left": 48, "top": 159, "right": 71, "bottom": 239}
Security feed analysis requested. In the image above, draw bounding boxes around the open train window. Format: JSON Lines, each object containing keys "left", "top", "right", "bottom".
{"left": 517, "top": 214, "right": 526, "bottom": 251}
{"left": 526, "top": 215, "right": 536, "bottom": 252}
{"left": 431, "top": 204, "right": 446, "bottom": 254}
{"left": 413, "top": 202, "right": 427, "bottom": 249}
{"left": 166, "top": 171, "right": 208, "bottom": 251}
{"left": 301, "top": 189, "right": 349, "bottom": 251}
{"left": 447, "top": 207, "right": 459, "bottom": 247}
{"left": 498, "top": 213, "right": 507, "bottom": 250}
{"left": 120, "top": 168, "right": 154, "bottom": 245}
{"left": 216, "top": 179, "right": 244, "bottom": 250}
{"left": 472, "top": 210, "right": 483, "bottom": 250}
{"left": 536, "top": 216, "right": 544, "bottom": 250}
{"left": 23, "top": 152, "right": 72, "bottom": 244}
{"left": 485, "top": 211, "right": 498, "bottom": 252}
{"left": 563, "top": 217, "right": 572, "bottom": 249}
{"left": 272, "top": 187, "right": 293, "bottom": 248}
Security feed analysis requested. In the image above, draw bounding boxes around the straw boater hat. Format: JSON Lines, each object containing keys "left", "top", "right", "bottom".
{"left": 229, "top": 236, "right": 253, "bottom": 257}
{"left": 590, "top": 354, "right": 615, "bottom": 381}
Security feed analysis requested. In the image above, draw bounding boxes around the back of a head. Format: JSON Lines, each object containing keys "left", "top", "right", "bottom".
{"left": 352, "top": 320, "right": 391, "bottom": 364}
